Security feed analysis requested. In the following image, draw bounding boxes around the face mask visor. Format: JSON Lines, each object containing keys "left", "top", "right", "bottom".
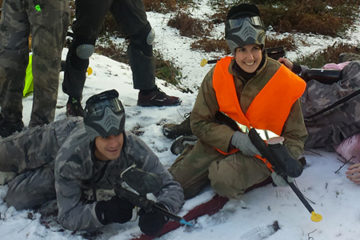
{"left": 228, "top": 16, "right": 264, "bottom": 30}
{"left": 85, "top": 98, "right": 123, "bottom": 118}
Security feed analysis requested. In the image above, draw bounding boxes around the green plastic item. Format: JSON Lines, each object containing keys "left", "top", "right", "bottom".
{"left": 23, "top": 54, "right": 34, "bottom": 97}
{"left": 35, "top": 5, "right": 42, "bottom": 12}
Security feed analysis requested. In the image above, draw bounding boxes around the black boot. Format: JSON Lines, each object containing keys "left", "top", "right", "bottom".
{"left": 170, "top": 135, "right": 198, "bottom": 155}
{"left": 66, "top": 97, "right": 84, "bottom": 117}
{"left": 138, "top": 87, "right": 181, "bottom": 107}
{"left": 162, "top": 113, "right": 192, "bottom": 139}
{"left": 0, "top": 116, "right": 24, "bottom": 138}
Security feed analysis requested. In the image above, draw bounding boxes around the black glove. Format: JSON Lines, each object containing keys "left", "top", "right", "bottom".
{"left": 95, "top": 196, "right": 134, "bottom": 225}
{"left": 138, "top": 204, "right": 168, "bottom": 236}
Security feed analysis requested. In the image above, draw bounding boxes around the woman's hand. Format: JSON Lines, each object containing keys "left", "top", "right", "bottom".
{"left": 346, "top": 163, "right": 360, "bottom": 184}
{"left": 278, "top": 57, "right": 294, "bottom": 70}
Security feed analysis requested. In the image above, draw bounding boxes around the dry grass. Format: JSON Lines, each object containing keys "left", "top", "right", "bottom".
{"left": 168, "top": 12, "right": 213, "bottom": 38}
{"left": 266, "top": 36, "right": 296, "bottom": 51}
{"left": 95, "top": 40, "right": 182, "bottom": 86}
{"left": 296, "top": 42, "right": 360, "bottom": 67}
{"left": 205, "top": 0, "right": 359, "bottom": 37}
{"left": 256, "top": 0, "right": 359, "bottom": 37}
{"left": 143, "top": 0, "right": 194, "bottom": 13}
{"left": 191, "top": 38, "right": 229, "bottom": 53}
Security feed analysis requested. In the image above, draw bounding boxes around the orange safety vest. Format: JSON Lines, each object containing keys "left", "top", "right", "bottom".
{"left": 212, "top": 56, "right": 306, "bottom": 162}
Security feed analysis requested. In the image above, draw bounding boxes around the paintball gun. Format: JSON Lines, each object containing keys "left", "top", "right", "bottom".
{"left": 248, "top": 128, "right": 322, "bottom": 222}
{"left": 115, "top": 187, "right": 192, "bottom": 226}
{"left": 200, "top": 46, "right": 285, "bottom": 67}
{"left": 115, "top": 165, "right": 193, "bottom": 226}
{"left": 301, "top": 68, "right": 341, "bottom": 84}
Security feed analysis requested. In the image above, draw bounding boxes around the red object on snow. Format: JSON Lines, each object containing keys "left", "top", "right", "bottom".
{"left": 131, "top": 177, "right": 272, "bottom": 240}
{"left": 131, "top": 194, "right": 229, "bottom": 240}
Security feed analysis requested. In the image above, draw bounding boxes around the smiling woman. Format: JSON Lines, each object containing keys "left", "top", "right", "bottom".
{"left": 168, "top": 3, "right": 308, "bottom": 200}
{"left": 234, "top": 45, "right": 263, "bottom": 73}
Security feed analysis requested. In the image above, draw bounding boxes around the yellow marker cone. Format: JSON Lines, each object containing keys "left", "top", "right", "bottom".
{"left": 200, "top": 59, "right": 208, "bottom": 67}
{"left": 87, "top": 67, "right": 93, "bottom": 76}
{"left": 310, "top": 211, "right": 322, "bottom": 222}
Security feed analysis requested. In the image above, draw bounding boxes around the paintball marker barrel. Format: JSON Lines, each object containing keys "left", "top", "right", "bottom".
{"left": 247, "top": 128, "right": 322, "bottom": 222}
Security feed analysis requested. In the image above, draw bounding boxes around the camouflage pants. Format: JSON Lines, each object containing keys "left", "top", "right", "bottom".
{"left": 0, "top": 123, "right": 60, "bottom": 209}
{"left": 0, "top": 0, "right": 70, "bottom": 126}
{"left": 0, "top": 117, "right": 82, "bottom": 209}
{"left": 169, "top": 141, "right": 271, "bottom": 199}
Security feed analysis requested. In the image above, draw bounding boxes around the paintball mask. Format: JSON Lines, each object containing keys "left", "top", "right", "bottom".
{"left": 84, "top": 89, "right": 125, "bottom": 140}
{"left": 225, "top": 3, "right": 266, "bottom": 53}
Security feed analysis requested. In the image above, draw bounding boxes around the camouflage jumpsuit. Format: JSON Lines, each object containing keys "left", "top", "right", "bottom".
{"left": 0, "top": 0, "right": 69, "bottom": 126}
{"left": 0, "top": 117, "right": 184, "bottom": 231}
{"left": 301, "top": 61, "right": 360, "bottom": 149}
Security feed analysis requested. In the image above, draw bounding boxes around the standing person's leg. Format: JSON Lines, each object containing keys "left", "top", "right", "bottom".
{"left": 111, "top": 0, "right": 181, "bottom": 107}
{"left": 62, "top": 0, "right": 112, "bottom": 116}
{"left": 28, "top": 0, "right": 70, "bottom": 127}
{"left": 0, "top": 0, "right": 28, "bottom": 137}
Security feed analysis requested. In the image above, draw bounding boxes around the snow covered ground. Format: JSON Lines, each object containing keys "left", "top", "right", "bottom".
{"left": 1, "top": 1, "right": 360, "bottom": 239}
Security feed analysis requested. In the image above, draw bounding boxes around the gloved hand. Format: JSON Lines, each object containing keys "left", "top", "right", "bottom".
{"left": 231, "top": 131, "right": 261, "bottom": 156}
{"left": 271, "top": 172, "right": 294, "bottom": 187}
{"left": 138, "top": 204, "right": 168, "bottom": 236}
{"left": 95, "top": 196, "right": 134, "bottom": 225}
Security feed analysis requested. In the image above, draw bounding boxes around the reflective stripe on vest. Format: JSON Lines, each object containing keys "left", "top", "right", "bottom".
{"left": 212, "top": 56, "right": 306, "bottom": 155}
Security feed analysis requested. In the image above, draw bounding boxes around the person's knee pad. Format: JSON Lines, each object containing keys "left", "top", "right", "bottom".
{"left": 130, "top": 24, "right": 155, "bottom": 57}
{"left": 146, "top": 28, "right": 155, "bottom": 46}
{"left": 76, "top": 44, "right": 95, "bottom": 60}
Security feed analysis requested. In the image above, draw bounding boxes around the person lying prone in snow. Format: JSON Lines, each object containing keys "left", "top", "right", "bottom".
{"left": 0, "top": 89, "right": 184, "bottom": 236}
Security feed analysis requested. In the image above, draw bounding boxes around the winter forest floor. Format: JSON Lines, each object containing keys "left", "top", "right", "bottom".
{"left": 1, "top": 1, "right": 360, "bottom": 240}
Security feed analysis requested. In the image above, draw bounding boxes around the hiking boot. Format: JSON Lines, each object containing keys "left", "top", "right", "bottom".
{"left": 66, "top": 97, "right": 84, "bottom": 117}
{"left": 170, "top": 135, "right": 197, "bottom": 155}
{"left": 162, "top": 113, "right": 192, "bottom": 139}
{"left": 0, "top": 118, "right": 24, "bottom": 138}
{"left": 137, "top": 87, "right": 181, "bottom": 107}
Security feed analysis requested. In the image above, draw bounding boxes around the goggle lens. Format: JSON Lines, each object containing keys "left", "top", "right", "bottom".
{"left": 228, "top": 16, "right": 264, "bottom": 29}
{"left": 86, "top": 98, "right": 123, "bottom": 117}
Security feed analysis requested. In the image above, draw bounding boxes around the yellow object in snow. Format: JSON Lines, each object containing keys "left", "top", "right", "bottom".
{"left": 23, "top": 54, "right": 34, "bottom": 97}
{"left": 310, "top": 211, "right": 323, "bottom": 222}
